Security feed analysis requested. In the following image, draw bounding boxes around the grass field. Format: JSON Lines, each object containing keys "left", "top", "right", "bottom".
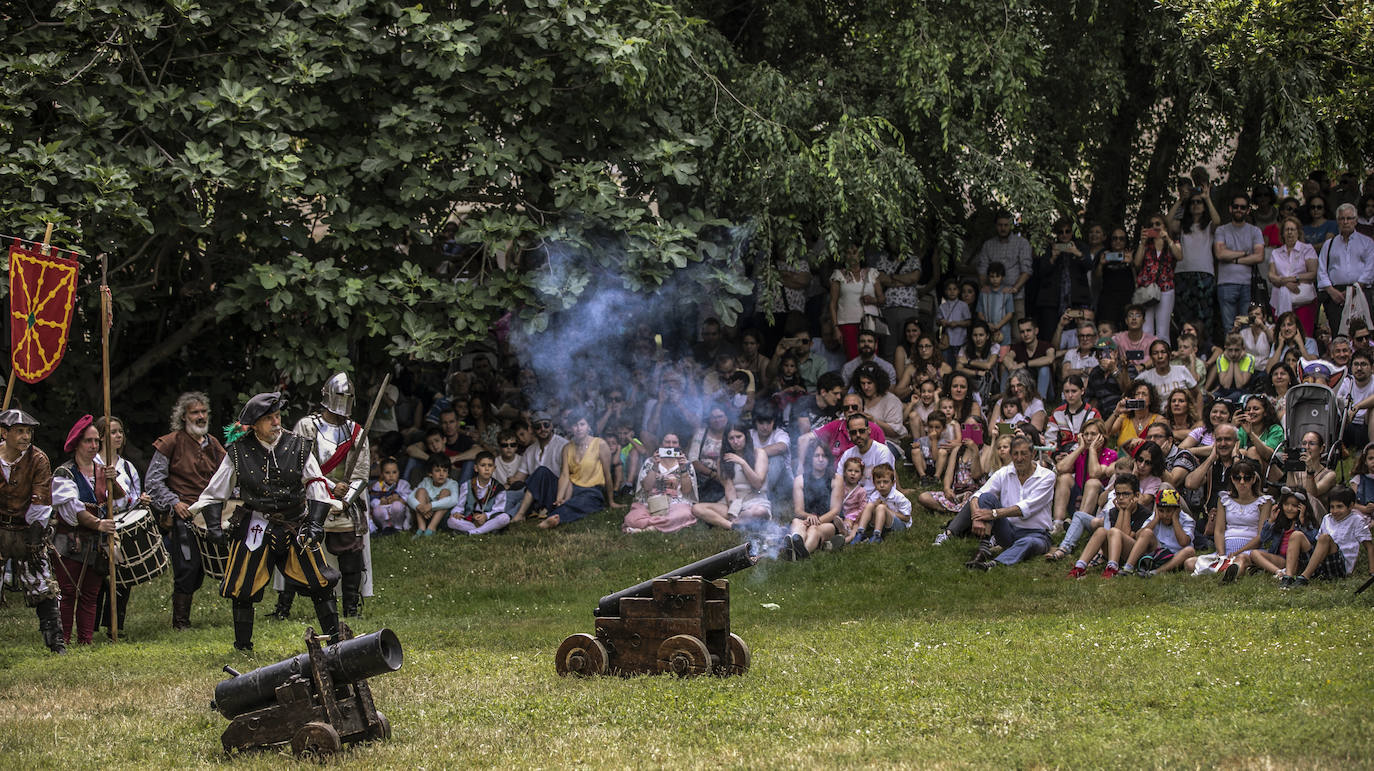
{"left": 2, "top": 504, "right": 1372, "bottom": 769}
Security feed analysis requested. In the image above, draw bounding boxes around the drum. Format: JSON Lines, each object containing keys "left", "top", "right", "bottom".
{"left": 192, "top": 501, "right": 236, "bottom": 581}
{"left": 113, "top": 508, "right": 169, "bottom": 588}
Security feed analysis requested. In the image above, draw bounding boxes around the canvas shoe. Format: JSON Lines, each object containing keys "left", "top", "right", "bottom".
{"left": 1101, "top": 566, "right": 1119, "bottom": 579}
{"left": 1067, "top": 566, "right": 1087, "bottom": 579}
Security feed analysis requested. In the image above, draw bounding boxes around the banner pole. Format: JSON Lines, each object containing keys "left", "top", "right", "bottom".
{"left": 2, "top": 224, "right": 54, "bottom": 410}
{"left": 101, "top": 252, "right": 118, "bottom": 642}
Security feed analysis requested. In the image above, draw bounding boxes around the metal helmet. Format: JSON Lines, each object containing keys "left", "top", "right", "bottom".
{"left": 321, "top": 372, "right": 354, "bottom": 417}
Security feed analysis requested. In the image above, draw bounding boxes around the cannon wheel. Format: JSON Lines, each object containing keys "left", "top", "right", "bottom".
{"left": 291, "top": 721, "right": 341, "bottom": 761}
{"left": 714, "top": 633, "right": 751, "bottom": 677}
{"left": 657, "top": 634, "right": 711, "bottom": 677}
{"left": 369, "top": 710, "right": 392, "bottom": 741}
{"left": 555, "top": 633, "right": 609, "bottom": 677}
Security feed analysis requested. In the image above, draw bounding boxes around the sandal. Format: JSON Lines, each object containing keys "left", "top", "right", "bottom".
{"left": 1044, "top": 547, "right": 1068, "bottom": 562}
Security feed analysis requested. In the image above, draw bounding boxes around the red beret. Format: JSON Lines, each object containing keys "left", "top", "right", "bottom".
{"left": 64, "top": 414, "right": 95, "bottom": 454}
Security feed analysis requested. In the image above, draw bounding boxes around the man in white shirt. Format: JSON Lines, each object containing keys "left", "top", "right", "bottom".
{"left": 510, "top": 413, "right": 568, "bottom": 522}
{"left": 835, "top": 414, "right": 895, "bottom": 494}
{"left": 964, "top": 435, "right": 1056, "bottom": 569}
{"left": 1317, "top": 203, "right": 1374, "bottom": 336}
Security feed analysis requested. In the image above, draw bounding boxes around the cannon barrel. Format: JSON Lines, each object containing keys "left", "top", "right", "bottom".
{"left": 595, "top": 543, "right": 756, "bottom": 617}
{"left": 212, "top": 628, "right": 403, "bottom": 718}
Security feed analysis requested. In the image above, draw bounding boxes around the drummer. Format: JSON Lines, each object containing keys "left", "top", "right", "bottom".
{"left": 94, "top": 416, "right": 151, "bottom": 640}
{"left": 50, "top": 415, "right": 123, "bottom": 646}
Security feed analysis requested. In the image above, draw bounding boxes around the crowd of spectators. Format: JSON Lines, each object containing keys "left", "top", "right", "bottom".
{"left": 359, "top": 169, "right": 1374, "bottom": 585}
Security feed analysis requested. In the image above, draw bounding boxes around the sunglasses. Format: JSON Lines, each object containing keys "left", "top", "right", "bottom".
{"left": 847, "top": 428, "right": 868, "bottom": 436}
{"left": 1231, "top": 204, "right": 1249, "bottom": 210}
{"left": 844, "top": 404, "right": 861, "bottom": 411}
{"left": 500, "top": 442, "right": 518, "bottom": 448}
{"left": 1232, "top": 472, "right": 1256, "bottom": 481}
{"left": 1311, "top": 205, "right": 1325, "bottom": 211}
{"left": 534, "top": 421, "right": 552, "bottom": 429}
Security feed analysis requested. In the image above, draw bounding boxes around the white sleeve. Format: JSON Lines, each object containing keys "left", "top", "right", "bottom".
{"left": 192, "top": 454, "right": 237, "bottom": 513}
{"left": 51, "top": 474, "right": 85, "bottom": 527}
{"left": 303, "top": 451, "right": 338, "bottom": 507}
{"left": 890, "top": 492, "right": 913, "bottom": 521}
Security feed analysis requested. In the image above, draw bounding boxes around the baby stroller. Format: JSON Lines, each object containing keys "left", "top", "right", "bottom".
{"left": 1279, "top": 383, "right": 1345, "bottom": 472}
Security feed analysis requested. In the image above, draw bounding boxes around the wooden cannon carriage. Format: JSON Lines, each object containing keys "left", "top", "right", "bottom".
{"left": 555, "top": 543, "right": 755, "bottom": 677}
{"left": 213, "top": 626, "right": 402, "bottom": 759}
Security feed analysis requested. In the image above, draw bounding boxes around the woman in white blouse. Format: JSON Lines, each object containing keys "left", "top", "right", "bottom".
{"left": 1267, "top": 216, "right": 1319, "bottom": 336}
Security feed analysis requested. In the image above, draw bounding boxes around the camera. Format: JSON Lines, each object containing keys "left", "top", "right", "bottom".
{"left": 1122, "top": 398, "right": 1146, "bottom": 411}
{"left": 1143, "top": 228, "right": 1160, "bottom": 239}
{"left": 658, "top": 447, "right": 683, "bottom": 458}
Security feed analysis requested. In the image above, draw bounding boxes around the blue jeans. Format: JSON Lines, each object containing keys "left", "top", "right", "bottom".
{"left": 1056, "top": 510, "right": 1098, "bottom": 554}
{"left": 991, "top": 518, "right": 1052, "bottom": 565}
{"left": 1217, "top": 283, "right": 1250, "bottom": 335}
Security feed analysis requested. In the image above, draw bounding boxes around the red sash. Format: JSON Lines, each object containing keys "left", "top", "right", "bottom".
{"left": 319, "top": 422, "right": 361, "bottom": 476}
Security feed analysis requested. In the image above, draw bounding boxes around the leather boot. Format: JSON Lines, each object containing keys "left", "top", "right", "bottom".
{"left": 312, "top": 594, "right": 340, "bottom": 644}
{"left": 38, "top": 599, "right": 65, "bottom": 654}
{"left": 171, "top": 592, "right": 192, "bottom": 630}
{"left": 341, "top": 572, "right": 362, "bottom": 618}
{"left": 269, "top": 589, "right": 296, "bottom": 621}
{"left": 232, "top": 602, "right": 255, "bottom": 651}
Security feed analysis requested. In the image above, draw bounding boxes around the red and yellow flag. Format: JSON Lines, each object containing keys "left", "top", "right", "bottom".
{"left": 8, "top": 238, "right": 79, "bottom": 383}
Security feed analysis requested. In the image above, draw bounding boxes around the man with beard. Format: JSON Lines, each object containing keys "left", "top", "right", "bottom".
{"left": 146, "top": 392, "right": 226, "bottom": 630}
{"left": 0, "top": 409, "right": 64, "bottom": 653}
{"left": 194, "top": 392, "right": 339, "bottom": 651}
{"left": 840, "top": 330, "right": 897, "bottom": 386}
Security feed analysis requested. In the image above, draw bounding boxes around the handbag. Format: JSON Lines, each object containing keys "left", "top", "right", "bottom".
{"left": 860, "top": 312, "right": 889, "bottom": 336}
{"left": 1131, "top": 283, "right": 1161, "bottom": 307}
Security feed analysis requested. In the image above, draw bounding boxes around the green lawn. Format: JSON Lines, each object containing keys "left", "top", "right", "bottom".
{"left": 2, "top": 508, "right": 1372, "bottom": 769}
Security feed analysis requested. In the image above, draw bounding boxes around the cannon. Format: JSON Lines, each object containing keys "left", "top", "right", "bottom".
{"left": 555, "top": 543, "right": 756, "bottom": 678}
{"left": 212, "top": 625, "right": 402, "bottom": 759}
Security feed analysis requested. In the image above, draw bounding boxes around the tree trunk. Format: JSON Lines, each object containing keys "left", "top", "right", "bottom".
{"left": 109, "top": 304, "right": 221, "bottom": 398}
{"left": 1135, "top": 87, "right": 1191, "bottom": 226}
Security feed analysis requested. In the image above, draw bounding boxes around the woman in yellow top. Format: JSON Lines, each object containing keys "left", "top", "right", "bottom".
{"left": 541, "top": 414, "right": 619, "bottom": 529}
{"left": 1106, "top": 380, "right": 1164, "bottom": 452}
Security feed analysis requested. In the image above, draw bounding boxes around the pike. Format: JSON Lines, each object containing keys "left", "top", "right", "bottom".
{"left": 338, "top": 372, "right": 390, "bottom": 509}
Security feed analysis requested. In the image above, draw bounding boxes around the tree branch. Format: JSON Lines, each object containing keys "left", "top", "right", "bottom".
{"left": 110, "top": 303, "right": 222, "bottom": 398}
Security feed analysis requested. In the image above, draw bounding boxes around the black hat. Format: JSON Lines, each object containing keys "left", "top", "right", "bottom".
{"left": 0, "top": 408, "right": 39, "bottom": 428}
{"left": 239, "top": 392, "right": 286, "bottom": 425}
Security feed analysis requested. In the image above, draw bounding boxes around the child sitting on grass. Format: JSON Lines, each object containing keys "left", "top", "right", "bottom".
{"left": 447, "top": 451, "right": 510, "bottom": 535}
{"left": 836, "top": 456, "right": 869, "bottom": 544}
{"left": 853, "top": 463, "right": 912, "bottom": 544}
{"left": 1121, "top": 487, "right": 1196, "bottom": 576}
{"left": 1279, "top": 488, "right": 1374, "bottom": 588}
{"left": 407, "top": 454, "right": 460, "bottom": 536}
{"left": 610, "top": 421, "right": 646, "bottom": 500}
{"left": 1068, "top": 474, "right": 1149, "bottom": 579}
{"left": 368, "top": 457, "right": 412, "bottom": 535}
{"left": 910, "top": 413, "right": 945, "bottom": 484}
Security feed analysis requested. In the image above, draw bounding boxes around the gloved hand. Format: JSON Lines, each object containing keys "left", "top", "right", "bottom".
{"left": 201, "top": 503, "right": 227, "bottom": 546}
{"left": 24, "top": 520, "right": 47, "bottom": 556}
{"left": 298, "top": 500, "right": 330, "bottom": 548}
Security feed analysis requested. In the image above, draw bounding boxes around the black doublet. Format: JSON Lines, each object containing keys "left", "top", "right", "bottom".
{"left": 228, "top": 432, "right": 313, "bottom": 518}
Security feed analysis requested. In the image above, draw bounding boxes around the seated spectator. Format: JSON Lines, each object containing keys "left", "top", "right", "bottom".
{"left": 1138, "top": 340, "right": 1199, "bottom": 408}
{"left": 368, "top": 457, "right": 412, "bottom": 535}
{"left": 736, "top": 329, "right": 770, "bottom": 395}
{"left": 1350, "top": 442, "right": 1374, "bottom": 528}
{"left": 956, "top": 320, "right": 1000, "bottom": 396}
{"left": 1067, "top": 473, "right": 1153, "bottom": 578}
{"left": 1046, "top": 418, "right": 1115, "bottom": 556}
{"left": 1236, "top": 394, "right": 1283, "bottom": 466}
{"left": 1172, "top": 331, "right": 1208, "bottom": 384}
{"left": 834, "top": 413, "right": 896, "bottom": 494}
{"left": 1279, "top": 488, "right": 1373, "bottom": 588}
{"left": 807, "top": 393, "right": 887, "bottom": 464}
{"left": 1180, "top": 398, "right": 1235, "bottom": 458}
{"left": 834, "top": 456, "right": 870, "bottom": 544}
{"left": 1048, "top": 375, "right": 1101, "bottom": 449}
{"left": 904, "top": 377, "right": 941, "bottom": 444}
{"left": 851, "top": 362, "right": 907, "bottom": 454}
{"left": 407, "top": 455, "right": 460, "bottom": 536}
{"left": 1273, "top": 430, "right": 1339, "bottom": 500}
{"left": 960, "top": 435, "right": 1055, "bottom": 570}
{"left": 1206, "top": 333, "right": 1258, "bottom": 401}
{"left": 446, "top": 452, "right": 510, "bottom": 535}
{"left": 853, "top": 463, "right": 912, "bottom": 544}
{"left": 1249, "top": 487, "right": 1320, "bottom": 578}
{"left": 1000, "top": 318, "right": 1056, "bottom": 400}
{"left": 993, "top": 369, "right": 1047, "bottom": 433}
{"left": 789, "top": 444, "right": 842, "bottom": 556}
{"left": 1060, "top": 321, "right": 1100, "bottom": 382}
{"left": 894, "top": 330, "right": 949, "bottom": 400}
{"left": 841, "top": 330, "right": 898, "bottom": 386}
{"left": 1085, "top": 339, "right": 1125, "bottom": 415}
{"left": 1122, "top": 487, "right": 1197, "bottom": 576}
{"left": 923, "top": 416, "right": 989, "bottom": 545}
{"left": 1162, "top": 387, "right": 1201, "bottom": 444}
{"left": 1336, "top": 348, "right": 1374, "bottom": 450}
{"left": 541, "top": 414, "right": 615, "bottom": 530}
{"left": 688, "top": 406, "right": 729, "bottom": 503}
{"left": 1197, "top": 458, "right": 1272, "bottom": 582}
{"left": 910, "top": 412, "right": 946, "bottom": 484}
{"left": 749, "top": 404, "right": 792, "bottom": 512}
{"left": 1111, "top": 305, "right": 1158, "bottom": 378}
{"left": 607, "top": 421, "right": 646, "bottom": 498}
{"left": 788, "top": 371, "right": 845, "bottom": 446}
{"left": 622, "top": 433, "right": 699, "bottom": 534}
{"left": 492, "top": 429, "right": 527, "bottom": 492}
{"left": 511, "top": 413, "right": 569, "bottom": 522}
{"left": 402, "top": 427, "right": 446, "bottom": 487}
{"left": 1106, "top": 380, "right": 1162, "bottom": 451}
{"left": 692, "top": 423, "right": 770, "bottom": 528}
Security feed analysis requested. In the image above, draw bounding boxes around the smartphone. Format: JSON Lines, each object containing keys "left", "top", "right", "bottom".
{"left": 1126, "top": 349, "right": 1145, "bottom": 362}
{"left": 997, "top": 423, "right": 1014, "bottom": 436}
{"left": 1122, "top": 398, "right": 1146, "bottom": 411}
{"left": 1102, "top": 251, "right": 1124, "bottom": 263}
{"left": 1066, "top": 308, "right": 1083, "bottom": 318}
{"left": 961, "top": 425, "right": 985, "bottom": 446}
{"left": 1143, "top": 228, "right": 1160, "bottom": 239}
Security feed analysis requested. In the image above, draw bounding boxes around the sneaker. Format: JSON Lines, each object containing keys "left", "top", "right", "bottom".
{"left": 1067, "top": 566, "right": 1086, "bottom": 579}
{"left": 1221, "top": 562, "right": 1240, "bottom": 584}
{"left": 964, "top": 559, "right": 992, "bottom": 571}
{"left": 1293, "top": 575, "right": 1309, "bottom": 587}
{"left": 1136, "top": 569, "right": 1155, "bottom": 579}
{"left": 932, "top": 530, "right": 951, "bottom": 547}
{"left": 826, "top": 533, "right": 845, "bottom": 551}
{"left": 791, "top": 533, "right": 810, "bottom": 560}
{"left": 1137, "top": 554, "right": 1155, "bottom": 573}
{"left": 1119, "top": 565, "right": 1135, "bottom": 575}
{"left": 868, "top": 532, "right": 884, "bottom": 545}
{"left": 1101, "top": 566, "right": 1119, "bottom": 579}
{"left": 1278, "top": 575, "right": 1295, "bottom": 589}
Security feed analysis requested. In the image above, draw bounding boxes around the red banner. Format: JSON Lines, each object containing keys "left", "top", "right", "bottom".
{"left": 8, "top": 238, "right": 79, "bottom": 383}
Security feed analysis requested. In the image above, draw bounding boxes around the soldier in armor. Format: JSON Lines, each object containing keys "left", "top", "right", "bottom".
{"left": 146, "top": 392, "right": 226, "bottom": 630}
{"left": 0, "top": 408, "right": 65, "bottom": 653}
{"left": 270, "top": 373, "right": 372, "bottom": 620}
{"left": 193, "top": 392, "right": 340, "bottom": 651}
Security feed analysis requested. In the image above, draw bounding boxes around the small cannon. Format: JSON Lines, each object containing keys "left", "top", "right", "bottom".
{"left": 212, "top": 625, "right": 403, "bottom": 759}
{"left": 555, "top": 543, "right": 756, "bottom": 678}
